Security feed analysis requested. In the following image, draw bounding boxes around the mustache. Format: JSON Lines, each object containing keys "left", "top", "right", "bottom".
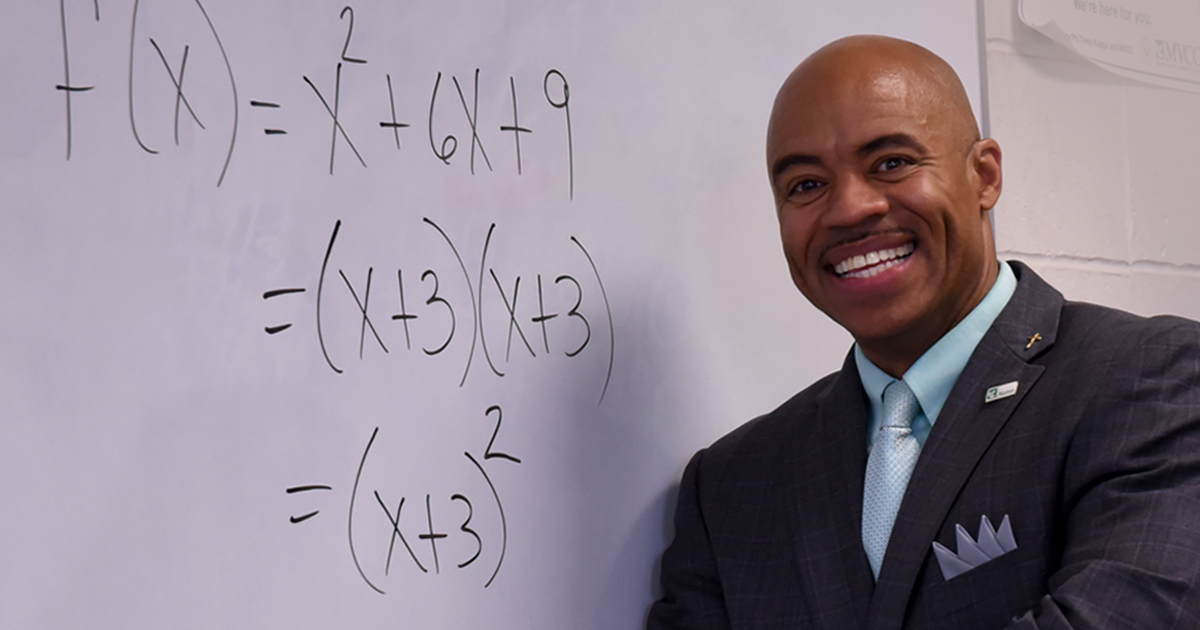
{"left": 818, "top": 228, "right": 914, "bottom": 261}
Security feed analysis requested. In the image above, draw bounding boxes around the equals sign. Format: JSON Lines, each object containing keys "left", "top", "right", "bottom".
{"left": 264, "top": 287, "right": 306, "bottom": 334}
{"left": 287, "top": 484, "right": 333, "bottom": 523}
{"left": 251, "top": 100, "right": 286, "bottom": 135}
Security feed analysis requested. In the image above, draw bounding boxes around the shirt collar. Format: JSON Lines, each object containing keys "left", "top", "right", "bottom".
{"left": 856, "top": 260, "right": 1017, "bottom": 443}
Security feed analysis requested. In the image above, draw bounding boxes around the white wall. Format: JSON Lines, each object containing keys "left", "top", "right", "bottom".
{"left": 983, "top": 0, "right": 1200, "bottom": 318}
{"left": 0, "top": 2, "right": 980, "bottom": 628}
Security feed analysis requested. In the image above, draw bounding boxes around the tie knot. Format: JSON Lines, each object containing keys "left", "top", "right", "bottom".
{"left": 882, "top": 380, "right": 919, "bottom": 429}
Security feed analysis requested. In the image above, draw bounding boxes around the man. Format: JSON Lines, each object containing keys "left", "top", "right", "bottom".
{"left": 647, "top": 35, "right": 1200, "bottom": 629}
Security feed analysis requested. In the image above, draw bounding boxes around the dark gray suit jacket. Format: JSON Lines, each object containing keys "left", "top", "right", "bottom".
{"left": 648, "top": 262, "right": 1200, "bottom": 629}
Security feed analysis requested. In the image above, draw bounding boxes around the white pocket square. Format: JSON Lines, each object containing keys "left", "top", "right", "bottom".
{"left": 931, "top": 514, "right": 1018, "bottom": 580}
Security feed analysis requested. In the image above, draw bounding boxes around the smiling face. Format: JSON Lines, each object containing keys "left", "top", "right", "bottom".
{"left": 767, "top": 36, "right": 1002, "bottom": 376}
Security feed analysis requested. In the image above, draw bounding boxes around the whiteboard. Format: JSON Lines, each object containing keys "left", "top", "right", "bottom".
{"left": 0, "top": 1, "right": 980, "bottom": 627}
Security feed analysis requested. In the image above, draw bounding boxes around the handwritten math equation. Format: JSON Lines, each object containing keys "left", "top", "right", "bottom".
{"left": 262, "top": 218, "right": 615, "bottom": 404}
{"left": 54, "top": 1, "right": 575, "bottom": 193}
{"left": 286, "top": 407, "right": 521, "bottom": 592}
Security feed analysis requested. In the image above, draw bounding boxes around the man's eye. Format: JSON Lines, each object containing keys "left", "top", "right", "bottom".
{"left": 877, "top": 156, "right": 910, "bottom": 172}
{"left": 792, "top": 179, "right": 823, "bottom": 195}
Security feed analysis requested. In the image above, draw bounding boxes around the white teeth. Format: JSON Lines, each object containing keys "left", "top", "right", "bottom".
{"left": 832, "top": 242, "right": 915, "bottom": 278}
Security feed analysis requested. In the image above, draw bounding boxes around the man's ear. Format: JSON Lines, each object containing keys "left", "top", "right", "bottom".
{"left": 973, "top": 138, "right": 1003, "bottom": 211}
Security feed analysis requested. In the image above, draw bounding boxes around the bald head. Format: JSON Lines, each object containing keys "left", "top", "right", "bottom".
{"left": 770, "top": 35, "right": 980, "bottom": 163}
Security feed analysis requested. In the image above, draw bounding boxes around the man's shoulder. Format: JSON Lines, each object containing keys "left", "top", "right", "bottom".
{"left": 1057, "top": 299, "right": 1200, "bottom": 353}
{"left": 1003, "top": 261, "right": 1200, "bottom": 359}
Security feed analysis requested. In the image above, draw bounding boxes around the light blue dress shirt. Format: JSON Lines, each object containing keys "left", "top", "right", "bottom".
{"left": 856, "top": 261, "right": 1017, "bottom": 449}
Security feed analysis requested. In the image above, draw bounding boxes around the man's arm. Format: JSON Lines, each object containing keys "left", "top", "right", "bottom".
{"left": 647, "top": 449, "right": 732, "bottom": 630}
{"left": 1008, "top": 319, "right": 1200, "bottom": 628}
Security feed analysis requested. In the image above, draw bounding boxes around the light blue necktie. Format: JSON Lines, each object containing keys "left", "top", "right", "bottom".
{"left": 862, "top": 379, "right": 921, "bottom": 579}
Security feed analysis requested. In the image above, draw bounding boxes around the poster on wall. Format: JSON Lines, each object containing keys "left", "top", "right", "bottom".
{"left": 1019, "top": 0, "right": 1200, "bottom": 92}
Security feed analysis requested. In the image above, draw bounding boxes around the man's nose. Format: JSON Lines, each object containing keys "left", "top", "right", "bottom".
{"left": 823, "top": 175, "right": 888, "bottom": 227}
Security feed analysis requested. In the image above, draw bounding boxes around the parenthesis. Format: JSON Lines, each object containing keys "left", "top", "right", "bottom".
{"left": 192, "top": 0, "right": 238, "bottom": 187}
{"left": 423, "top": 218, "right": 478, "bottom": 387}
{"left": 464, "top": 452, "right": 506, "bottom": 588}
{"left": 318, "top": 220, "right": 344, "bottom": 374}
{"left": 349, "top": 427, "right": 385, "bottom": 595}
{"left": 571, "top": 236, "right": 614, "bottom": 405}
{"left": 128, "top": 0, "right": 158, "bottom": 155}
{"left": 476, "top": 224, "right": 503, "bottom": 378}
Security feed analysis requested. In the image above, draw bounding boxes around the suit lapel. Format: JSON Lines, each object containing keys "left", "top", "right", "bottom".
{"left": 785, "top": 352, "right": 875, "bottom": 630}
{"left": 866, "top": 263, "right": 1064, "bottom": 629}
